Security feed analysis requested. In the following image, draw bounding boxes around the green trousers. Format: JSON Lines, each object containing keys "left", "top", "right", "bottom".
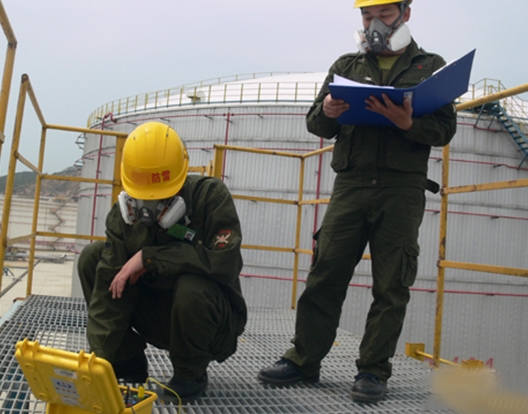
{"left": 77, "top": 241, "right": 239, "bottom": 380}
{"left": 284, "top": 175, "right": 425, "bottom": 381}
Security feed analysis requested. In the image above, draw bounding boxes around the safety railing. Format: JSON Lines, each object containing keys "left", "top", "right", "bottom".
{"left": 0, "top": 74, "right": 129, "bottom": 296}
{"left": 0, "top": 1, "right": 17, "bottom": 166}
{"left": 5, "top": 71, "right": 528, "bottom": 372}
{"left": 1, "top": 0, "right": 526, "bottom": 369}
{"left": 413, "top": 82, "right": 528, "bottom": 368}
{"left": 210, "top": 144, "right": 334, "bottom": 309}
{"left": 458, "top": 78, "right": 528, "bottom": 132}
{"left": 208, "top": 83, "right": 528, "bottom": 369}
{"left": 86, "top": 74, "right": 322, "bottom": 128}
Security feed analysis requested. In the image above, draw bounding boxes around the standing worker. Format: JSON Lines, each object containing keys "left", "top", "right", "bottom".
{"left": 258, "top": 0, "right": 457, "bottom": 403}
{"left": 78, "top": 122, "right": 247, "bottom": 402}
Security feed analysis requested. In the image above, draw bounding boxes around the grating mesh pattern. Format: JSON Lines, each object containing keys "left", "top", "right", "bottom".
{"left": 0, "top": 296, "right": 455, "bottom": 413}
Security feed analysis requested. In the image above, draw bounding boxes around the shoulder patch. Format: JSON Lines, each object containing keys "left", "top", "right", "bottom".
{"left": 213, "top": 230, "right": 233, "bottom": 250}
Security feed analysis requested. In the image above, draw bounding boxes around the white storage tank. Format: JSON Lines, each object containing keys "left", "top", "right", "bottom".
{"left": 73, "top": 73, "right": 528, "bottom": 392}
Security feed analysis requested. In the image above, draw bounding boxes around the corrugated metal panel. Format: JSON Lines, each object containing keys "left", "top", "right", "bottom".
{"left": 77, "top": 102, "right": 528, "bottom": 287}
{"left": 75, "top": 79, "right": 528, "bottom": 394}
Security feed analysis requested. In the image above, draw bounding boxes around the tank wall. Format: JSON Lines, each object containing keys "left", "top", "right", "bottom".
{"left": 74, "top": 103, "right": 528, "bottom": 392}
{"left": 76, "top": 108, "right": 528, "bottom": 284}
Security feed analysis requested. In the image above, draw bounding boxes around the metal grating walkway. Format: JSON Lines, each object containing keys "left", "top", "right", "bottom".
{"left": 0, "top": 295, "right": 455, "bottom": 413}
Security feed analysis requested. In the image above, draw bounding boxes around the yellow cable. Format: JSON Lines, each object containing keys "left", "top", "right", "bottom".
{"left": 145, "top": 376, "right": 182, "bottom": 414}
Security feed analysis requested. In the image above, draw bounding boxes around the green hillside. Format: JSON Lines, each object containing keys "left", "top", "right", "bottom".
{"left": 0, "top": 166, "right": 80, "bottom": 199}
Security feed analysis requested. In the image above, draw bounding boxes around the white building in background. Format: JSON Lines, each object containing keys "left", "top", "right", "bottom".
{"left": 73, "top": 72, "right": 528, "bottom": 392}
{"left": 0, "top": 196, "right": 78, "bottom": 254}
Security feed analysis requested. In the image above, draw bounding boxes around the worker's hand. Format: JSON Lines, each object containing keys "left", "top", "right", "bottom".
{"left": 323, "top": 94, "right": 350, "bottom": 119}
{"left": 365, "top": 93, "right": 413, "bottom": 131}
{"left": 109, "top": 250, "right": 146, "bottom": 299}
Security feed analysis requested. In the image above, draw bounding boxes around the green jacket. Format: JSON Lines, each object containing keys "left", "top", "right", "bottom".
{"left": 306, "top": 40, "right": 457, "bottom": 189}
{"left": 99, "top": 174, "right": 247, "bottom": 334}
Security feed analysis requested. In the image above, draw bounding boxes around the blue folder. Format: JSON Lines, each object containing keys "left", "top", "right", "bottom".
{"left": 328, "top": 49, "right": 476, "bottom": 127}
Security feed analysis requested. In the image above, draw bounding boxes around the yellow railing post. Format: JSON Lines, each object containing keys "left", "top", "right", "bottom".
{"left": 0, "top": 1, "right": 16, "bottom": 162}
{"left": 0, "top": 74, "right": 28, "bottom": 293}
{"left": 429, "top": 83, "right": 528, "bottom": 366}
{"left": 0, "top": 70, "right": 128, "bottom": 297}
{"left": 111, "top": 135, "right": 126, "bottom": 205}
{"left": 211, "top": 145, "right": 225, "bottom": 179}
{"left": 291, "top": 158, "right": 306, "bottom": 309}
{"left": 209, "top": 144, "right": 336, "bottom": 310}
{"left": 26, "top": 125, "right": 47, "bottom": 296}
{"left": 433, "top": 144, "right": 451, "bottom": 368}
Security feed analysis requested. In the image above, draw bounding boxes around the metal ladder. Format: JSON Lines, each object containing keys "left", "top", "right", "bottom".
{"left": 477, "top": 101, "right": 528, "bottom": 168}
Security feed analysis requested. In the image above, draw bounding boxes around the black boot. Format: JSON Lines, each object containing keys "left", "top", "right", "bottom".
{"left": 112, "top": 352, "right": 149, "bottom": 383}
{"left": 350, "top": 372, "right": 387, "bottom": 403}
{"left": 161, "top": 371, "right": 208, "bottom": 403}
{"left": 257, "top": 358, "right": 319, "bottom": 386}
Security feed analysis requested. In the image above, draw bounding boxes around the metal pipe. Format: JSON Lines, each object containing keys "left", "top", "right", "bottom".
{"left": 0, "top": 0, "right": 17, "bottom": 159}
{"left": 215, "top": 144, "right": 304, "bottom": 159}
{"left": 111, "top": 135, "right": 126, "bottom": 205}
{"left": 211, "top": 145, "right": 224, "bottom": 180}
{"left": 45, "top": 123, "right": 127, "bottom": 137}
{"left": 233, "top": 194, "right": 296, "bottom": 205}
{"left": 312, "top": 138, "right": 325, "bottom": 252}
{"left": 26, "top": 121, "right": 47, "bottom": 296}
{"left": 433, "top": 144, "right": 451, "bottom": 368}
{"left": 456, "top": 83, "right": 528, "bottom": 112}
{"left": 222, "top": 112, "right": 231, "bottom": 179}
{"left": 439, "top": 260, "right": 528, "bottom": 278}
{"left": 443, "top": 178, "right": 528, "bottom": 195}
{"left": 90, "top": 113, "right": 116, "bottom": 237}
{"left": 0, "top": 74, "right": 28, "bottom": 294}
{"left": 291, "top": 157, "right": 306, "bottom": 310}
{"left": 41, "top": 174, "right": 114, "bottom": 186}
{"left": 0, "top": 258, "right": 43, "bottom": 299}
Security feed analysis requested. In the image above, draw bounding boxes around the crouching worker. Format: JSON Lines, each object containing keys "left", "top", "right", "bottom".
{"left": 77, "top": 122, "right": 247, "bottom": 402}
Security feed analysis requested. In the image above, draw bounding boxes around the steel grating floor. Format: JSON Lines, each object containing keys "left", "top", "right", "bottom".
{"left": 0, "top": 295, "right": 455, "bottom": 413}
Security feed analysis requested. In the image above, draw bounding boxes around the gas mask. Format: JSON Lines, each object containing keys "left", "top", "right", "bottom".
{"left": 118, "top": 190, "right": 187, "bottom": 229}
{"left": 355, "top": 6, "right": 411, "bottom": 54}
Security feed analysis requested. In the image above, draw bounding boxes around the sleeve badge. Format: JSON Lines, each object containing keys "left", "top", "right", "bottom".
{"left": 214, "top": 230, "right": 233, "bottom": 250}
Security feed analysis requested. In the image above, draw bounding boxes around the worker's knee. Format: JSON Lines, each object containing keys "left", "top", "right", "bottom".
{"left": 173, "top": 274, "right": 221, "bottom": 313}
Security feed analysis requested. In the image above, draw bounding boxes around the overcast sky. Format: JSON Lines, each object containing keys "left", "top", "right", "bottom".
{"left": 1, "top": 0, "right": 527, "bottom": 175}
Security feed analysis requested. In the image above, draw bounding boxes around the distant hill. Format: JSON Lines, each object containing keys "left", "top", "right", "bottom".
{"left": 0, "top": 166, "right": 81, "bottom": 200}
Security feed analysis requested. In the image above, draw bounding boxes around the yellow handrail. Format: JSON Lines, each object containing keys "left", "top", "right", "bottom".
{"left": 0, "top": 73, "right": 128, "bottom": 294}
{"left": 0, "top": 1, "right": 17, "bottom": 162}
{"left": 431, "top": 82, "right": 528, "bottom": 368}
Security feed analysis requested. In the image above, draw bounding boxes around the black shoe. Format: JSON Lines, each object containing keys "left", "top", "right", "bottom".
{"left": 257, "top": 358, "right": 319, "bottom": 386}
{"left": 350, "top": 373, "right": 387, "bottom": 403}
{"left": 112, "top": 352, "right": 149, "bottom": 383}
{"left": 161, "top": 372, "right": 208, "bottom": 403}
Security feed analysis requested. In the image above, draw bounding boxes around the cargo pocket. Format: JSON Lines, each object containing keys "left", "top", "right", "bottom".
{"left": 401, "top": 242, "right": 419, "bottom": 287}
{"left": 330, "top": 127, "right": 353, "bottom": 172}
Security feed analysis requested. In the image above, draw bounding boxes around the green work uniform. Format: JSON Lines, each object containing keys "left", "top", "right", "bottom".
{"left": 78, "top": 174, "right": 247, "bottom": 380}
{"left": 283, "top": 40, "right": 457, "bottom": 381}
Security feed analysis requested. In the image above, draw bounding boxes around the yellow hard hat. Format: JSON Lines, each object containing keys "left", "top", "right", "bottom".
{"left": 354, "top": 0, "right": 411, "bottom": 7}
{"left": 120, "top": 122, "right": 189, "bottom": 200}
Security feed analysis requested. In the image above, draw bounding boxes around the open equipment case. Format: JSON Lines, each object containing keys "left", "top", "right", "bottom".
{"left": 14, "top": 339, "right": 157, "bottom": 414}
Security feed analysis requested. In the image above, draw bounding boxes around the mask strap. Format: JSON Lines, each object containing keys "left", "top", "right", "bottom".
{"left": 390, "top": 2, "right": 410, "bottom": 31}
